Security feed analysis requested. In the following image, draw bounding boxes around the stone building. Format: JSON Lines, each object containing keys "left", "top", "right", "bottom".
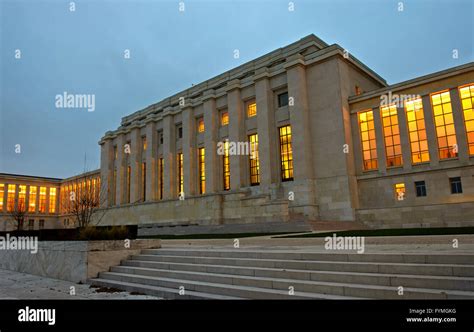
{"left": 1, "top": 34, "right": 473, "bottom": 232}
{"left": 0, "top": 171, "right": 100, "bottom": 231}
{"left": 97, "top": 34, "right": 474, "bottom": 230}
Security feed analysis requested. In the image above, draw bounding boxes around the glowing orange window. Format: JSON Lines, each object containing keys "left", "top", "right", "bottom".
{"left": 247, "top": 102, "right": 257, "bottom": 118}
{"left": 459, "top": 84, "right": 474, "bottom": 155}
{"left": 358, "top": 110, "right": 378, "bottom": 170}
{"left": 431, "top": 90, "right": 457, "bottom": 159}
{"left": 381, "top": 105, "right": 403, "bottom": 167}
{"left": 405, "top": 98, "right": 430, "bottom": 164}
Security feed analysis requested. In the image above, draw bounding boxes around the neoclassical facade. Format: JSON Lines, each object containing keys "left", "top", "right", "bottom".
{"left": 2, "top": 34, "right": 473, "bottom": 231}
{"left": 97, "top": 34, "right": 474, "bottom": 229}
{"left": 0, "top": 171, "right": 100, "bottom": 231}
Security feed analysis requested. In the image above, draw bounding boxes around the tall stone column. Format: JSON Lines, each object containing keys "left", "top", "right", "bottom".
{"left": 227, "top": 80, "right": 245, "bottom": 189}
{"left": 450, "top": 88, "right": 469, "bottom": 163}
{"left": 203, "top": 90, "right": 219, "bottom": 193}
{"left": 99, "top": 138, "right": 113, "bottom": 207}
{"left": 162, "top": 111, "right": 176, "bottom": 199}
{"left": 372, "top": 106, "right": 387, "bottom": 175}
{"left": 1, "top": 183, "right": 7, "bottom": 212}
{"left": 285, "top": 55, "right": 314, "bottom": 181}
{"left": 182, "top": 104, "right": 196, "bottom": 196}
{"left": 255, "top": 68, "right": 277, "bottom": 187}
{"left": 422, "top": 95, "right": 440, "bottom": 167}
{"left": 145, "top": 121, "right": 157, "bottom": 201}
{"left": 130, "top": 127, "right": 142, "bottom": 203}
{"left": 44, "top": 185, "right": 50, "bottom": 214}
{"left": 115, "top": 134, "right": 126, "bottom": 205}
{"left": 397, "top": 106, "right": 412, "bottom": 171}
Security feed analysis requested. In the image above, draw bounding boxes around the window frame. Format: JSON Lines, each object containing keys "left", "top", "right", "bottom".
{"left": 449, "top": 177, "right": 463, "bottom": 194}
{"left": 414, "top": 181, "right": 427, "bottom": 197}
{"left": 279, "top": 125, "right": 294, "bottom": 182}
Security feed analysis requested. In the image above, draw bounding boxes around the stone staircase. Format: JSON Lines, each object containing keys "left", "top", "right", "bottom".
{"left": 89, "top": 248, "right": 474, "bottom": 299}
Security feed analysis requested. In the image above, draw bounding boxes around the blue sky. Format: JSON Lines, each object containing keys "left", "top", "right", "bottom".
{"left": 1, "top": 0, "right": 472, "bottom": 178}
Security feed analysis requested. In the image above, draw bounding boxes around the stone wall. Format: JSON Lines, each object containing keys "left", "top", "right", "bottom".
{"left": 357, "top": 202, "right": 474, "bottom": 229}
{"left": 0, "top": 239, "right": 161, "bottom": 283}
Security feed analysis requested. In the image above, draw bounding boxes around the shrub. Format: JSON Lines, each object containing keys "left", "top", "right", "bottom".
{"left": 78, "top": 226, "right": 130, "bottom": 240}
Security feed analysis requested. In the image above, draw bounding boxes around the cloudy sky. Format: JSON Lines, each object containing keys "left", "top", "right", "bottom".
{"left": 1, "top": 0, "right": 472, "bottom": 178}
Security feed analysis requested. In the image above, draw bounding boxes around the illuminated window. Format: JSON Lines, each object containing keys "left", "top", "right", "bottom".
{"left": 39, "top": 187, "right": 47, "bottom": 213}
{"left": 278, "top": 92, "right": 289, "bottom": 108}
{"left": 459, "top": 84, "right": 474, "bottom": 155}
{"left": 142, "top": 162, "right": 146, "bottom": 201}
{"left": 247, "top": 102, "right": 257, "bottom": 118}
{"left": 198, "top": 148, "right": 206, "bottom": 194}
{"left": 405, "top": 98, "right": 430, "bottom": 164}
{"left": 221, "top": 111, "right": 229, "bottom": 126}
{"left": 18, "top": 185, "right": 26, "bottom": 211}
{"left": 249, "top": 134, "right": 260, "bottom": 185}
{"left": 29, "top": 186, "right": 37, "bottom": 212}
{"left": 127, "top": 166, "right": 131, "bottom": 203}
{"left": 97, "top": 177, "right": 100, "bottom": 200}
{"left": 159, "top": 158, "right": 164, "bottom": 200}
{"left": 381, "top": 105, "right": 403, "bottom": 167}
{"left": 177, "top": 153, "right": 183, "bottom": 196}
{"left": 394, "top": 183, "right": 405, "bottom": 201}
{"left": 279, "top": 125, "right": 293, "bottom": 181}
{"left": 431, "top": 90, "right": 457, "bottom": 159}
{"left": 49, "top": 188, "right": 57, "bottom": 213}
{"left": 0, "top": 184, "right": 4, "bottom": 212}
{"left": 7, "top": 184, "right": 16, "bottom": 212}
{"left": 358, "top": 110, "right": 378, "bottom": 170}
{"left": 67, "top": 184, "right": 72, "bottom": 211}
{"left": 223, "top": 140, "right": 230, "bottom": 190}
{"left": 142, "top": 137, "right": 147, "bottom": 151}
{"left": 197, "top": 117, "right": 205, "bottom": 133}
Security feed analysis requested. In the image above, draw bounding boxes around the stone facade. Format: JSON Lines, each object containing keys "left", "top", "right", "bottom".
{"left": 97, "top": 35, "right": 474, "bottom": 229}
{"left": 2, "top": 34, "right": 473, "bottom": 230}
{"left": 0, "top": 171, "right": 100, "bottom": 231}
{"left": 98, "top": 34, "right": 390, "bottom": 229}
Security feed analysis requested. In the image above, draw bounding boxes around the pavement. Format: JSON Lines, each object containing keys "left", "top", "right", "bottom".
{"left": 0, "top": 268, "right": 161, "bottom": 300}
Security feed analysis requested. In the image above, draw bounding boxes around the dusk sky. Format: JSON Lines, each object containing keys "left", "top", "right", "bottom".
{"left": 1, "top": 0, "right": 472, "bottom": 179}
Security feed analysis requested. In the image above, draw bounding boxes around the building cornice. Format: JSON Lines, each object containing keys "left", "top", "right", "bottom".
{"left": 100, "top": 34, "right": 392, "bottom": 141}
{"left": 348, "top": 62, "right": 474, "bottom": 105}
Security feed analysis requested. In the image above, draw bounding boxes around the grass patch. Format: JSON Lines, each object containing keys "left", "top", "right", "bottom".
{"left": 273, "top": 227, "right": 474, "bottom": 239}
{"left": 139, "top": 231, "right": 308, "bottom": 240}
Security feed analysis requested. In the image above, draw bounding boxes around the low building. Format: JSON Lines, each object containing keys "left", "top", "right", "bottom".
{"left": 0, "top": 171, "right": 100, "bottom": 231}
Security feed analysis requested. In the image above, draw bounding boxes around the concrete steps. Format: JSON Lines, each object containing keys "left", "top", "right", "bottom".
{"left": 89, "top": 248, "right": 474, "bottom": 299}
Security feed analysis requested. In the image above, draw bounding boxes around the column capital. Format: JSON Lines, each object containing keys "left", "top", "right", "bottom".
{"left": 254, "top": 67, "right": 270, "bottom": 81}
{"left": 284, "top": 54, "right": 306, "bottom": 70}
{"left": 225, "top": 79, "right": 241, "bottom": 93}
{"left": 202, "top": 89, "right": 216, "bottom": 101}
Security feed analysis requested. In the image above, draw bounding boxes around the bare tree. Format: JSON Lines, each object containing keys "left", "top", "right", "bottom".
{"left": 61, "top": 173, "right": 107, "bottom": 228}
{"left": 8, "top": 200, "right": 28, "bottom": 231}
